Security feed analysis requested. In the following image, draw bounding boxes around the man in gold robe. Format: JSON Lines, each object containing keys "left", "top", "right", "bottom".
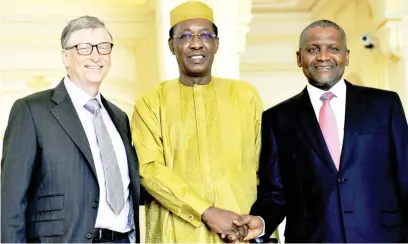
{"left": 131, "top": 1, "right": 278, "bottom": 242}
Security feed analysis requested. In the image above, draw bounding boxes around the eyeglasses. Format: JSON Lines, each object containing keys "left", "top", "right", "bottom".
{"left": 65, "top": 42, "right": 114, "bottom": 55}
{"left": 173, "top": 32, "right": 217, "bottom": 42}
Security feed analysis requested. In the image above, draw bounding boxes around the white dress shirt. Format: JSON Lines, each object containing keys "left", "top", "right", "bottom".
{"left": 256, "top": 80, "right": 347, "bottom": 241}
{"left": 307, "top": 79, "right": 346, "bottom": 151}
{"left": 64, "top": 76, "right": 131, "bottom": 232}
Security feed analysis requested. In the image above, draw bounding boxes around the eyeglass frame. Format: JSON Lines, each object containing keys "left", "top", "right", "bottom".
{"left": 65, "top": 42, "right": 114, "bottom": 56}
{"left": 172, "top": 32, "right": 217, "bottom": 43}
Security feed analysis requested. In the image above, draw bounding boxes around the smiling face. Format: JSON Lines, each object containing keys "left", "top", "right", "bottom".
{"left": 168, "top": 18, "right": 219, "bottom": 78}
{"left": 62, "top": 27, "right": 112, "bottom": 89}
{"left": 297, "top": 26, "right": 349, "bottom": 90}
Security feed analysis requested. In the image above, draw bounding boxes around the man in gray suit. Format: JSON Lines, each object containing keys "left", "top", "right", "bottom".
{"left": 1, "top": 16, "right": 140, "bottom": 243}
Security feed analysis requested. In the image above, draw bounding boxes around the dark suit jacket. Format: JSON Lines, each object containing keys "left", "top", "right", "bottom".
{"left": 252, "top": 81, "right": 408, "bottom": 243}
{"left": 1, "top": 80, "right": 140, "bottom": 243}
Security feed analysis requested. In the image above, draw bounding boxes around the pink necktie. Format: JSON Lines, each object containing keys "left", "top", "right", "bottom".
{"left": 319, "top": 92, "right": 341, "bottom": 170}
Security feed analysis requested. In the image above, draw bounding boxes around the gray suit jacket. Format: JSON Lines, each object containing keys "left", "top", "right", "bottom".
{"left": 1, "top": 80, "right": 140, "bottom": 243}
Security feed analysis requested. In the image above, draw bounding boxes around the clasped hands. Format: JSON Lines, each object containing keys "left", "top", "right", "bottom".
{"left": 202, "top": 207, "right": 264, "bottom": 243}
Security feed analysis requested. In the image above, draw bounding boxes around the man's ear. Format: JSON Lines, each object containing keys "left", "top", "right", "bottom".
{"left": 345, "top": 49, "right": 350, "bottom": 66}
{"left": 296, "top": 50, "right": 302, "bottom": 67}
{"left": 214, "top": 38, "right": 219, "bottom": 54}
{"left": 61, "top": 49, "right": 70, "bottom": 67}
{"left": 168, "top": 39, "right": 175, "bottom": 55}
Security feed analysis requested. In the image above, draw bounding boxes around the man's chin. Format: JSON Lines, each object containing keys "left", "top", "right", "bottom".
{"left": 86, "top": 80, "right": 103, "bottom": 84}
{"left": 85, "top": 75, "right": 105, "bottom": 84}
{"left": 186, "top": 69, "right": 210, "bottom": 77}
{"left": 311, "top": 79, "right": 339, "bottom": 90}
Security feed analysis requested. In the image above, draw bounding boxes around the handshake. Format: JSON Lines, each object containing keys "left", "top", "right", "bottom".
{"left": 201, "top": 206, "right": 265, "bottom": 243}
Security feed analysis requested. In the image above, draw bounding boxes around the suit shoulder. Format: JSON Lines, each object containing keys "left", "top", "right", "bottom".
{"left": 352, "top": 84, "right": 399, "bottom": 101}
{"left": 264, "top": 92, "right": 301, "bottom": 117}
{"left": 22, "top": 88, "right": 54, "bottom": 102}
{"left": 14, "top": 88, "right": 55, "bottom": 109}
{"left": 105, "top": 99, "right": 127, "bottom": 117}
{"left": 353, "top": 84, "right": 395, "bottom": 94}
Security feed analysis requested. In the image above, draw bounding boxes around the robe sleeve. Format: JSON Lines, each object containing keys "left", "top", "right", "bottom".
{"left": 130, "top": 93, "right": 212, "bottom": 228}
{"left": 253, "top": 88, "right": 263, "bottom": 172}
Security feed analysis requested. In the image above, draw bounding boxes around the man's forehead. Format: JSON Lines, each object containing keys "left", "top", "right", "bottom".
{"left": 67, "top": 28, "right": 111, "bottom": 45}
{"left": 303, "top": 27, "right": 343, "bottom": 43}
{"left": 305, "top": 27, "right": 341, "bottom": 38}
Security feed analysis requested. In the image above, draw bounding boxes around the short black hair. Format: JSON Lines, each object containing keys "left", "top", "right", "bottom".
{"left": 299, "top": 19, "right": 347, "bottom": 49}
{"left": 169, "top": 23, "right": 218, "bottom": 39}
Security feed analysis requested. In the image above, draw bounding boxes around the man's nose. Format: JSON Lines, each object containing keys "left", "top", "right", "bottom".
{"left": 316, "top": 50, "right": 330, "bottom": 61}
{"left": 189, "top": 34, "right": 204, "bottom": 49}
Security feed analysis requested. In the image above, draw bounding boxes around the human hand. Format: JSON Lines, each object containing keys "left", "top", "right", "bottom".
{"left": 202, "top": 207, "right": 247, "bottom": 242}
{"left": 230, "top": 215, "right": 264, "bottom": 241}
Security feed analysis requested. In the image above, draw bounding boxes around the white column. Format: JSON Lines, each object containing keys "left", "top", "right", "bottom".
{"left": 155, "top": 0, "right": 181, "bottom": 81}
{"left": 210, "top": 0, "right": 244, "bottom": 79}
{"left": 402, "top": 1, "right": 408, "bottom": 110}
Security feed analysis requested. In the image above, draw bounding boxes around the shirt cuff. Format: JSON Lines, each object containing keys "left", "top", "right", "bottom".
{"left": 254, "top": 216, "right": 265, "bottom": 242}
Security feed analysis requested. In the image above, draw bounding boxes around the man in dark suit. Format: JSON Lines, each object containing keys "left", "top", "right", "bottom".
{"left": 233, "top": 19, "right": 408, "bottom": 243}
{"left": 1, "top": 16, "right": 140, "bottom": 243}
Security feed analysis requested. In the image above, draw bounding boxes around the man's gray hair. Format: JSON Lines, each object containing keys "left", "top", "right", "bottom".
{"left": 61, "top": 15, "right": 113, "bottom": 49}
{"left": 299, "top": 19, "right": 347, "bottom": 49}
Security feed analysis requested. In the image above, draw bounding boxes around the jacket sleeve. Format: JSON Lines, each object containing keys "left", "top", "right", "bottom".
{"left": 250, "top": 113, "right": 286, "bottom": 239}
{"left": 130, "top": 95, "right": 211, "bottom": 228}
{"left": 389, "top": 92, "right": 408, "bottom": 228}
{"left": 1, "top": 99, "right": 38, "bottom": 242}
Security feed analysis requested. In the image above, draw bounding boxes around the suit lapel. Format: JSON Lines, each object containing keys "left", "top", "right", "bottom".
{"left": 50, "top": 80, "right": 97, "bottom": 176}
{"left": 101, "top": 96, "right": 139, "bottom": 180}
{"left": 101, "top": 96, "right": 128, "bottom": 149}
{"left": 297, "top": 88, "right": 338, "bottom": 172}
{"left": 102, "top": 97, "right": 140, "bottom": 211}
{"left": 340, "top": 81, "right": 365, "bottom": 170}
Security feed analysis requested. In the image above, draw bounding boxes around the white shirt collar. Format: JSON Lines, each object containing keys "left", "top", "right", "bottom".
{"left": 307, "top": 79, "right": 346, "bottom": 101}
{"left": 64, "top": 75, "right": 103, "bottom": 110}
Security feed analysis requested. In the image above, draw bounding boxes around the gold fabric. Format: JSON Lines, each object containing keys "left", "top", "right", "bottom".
{"left": 170, "top": 1, "right": 214, "bottom": 28}
{"left": 131, "top": 77, "right": 267, "bottom": 243}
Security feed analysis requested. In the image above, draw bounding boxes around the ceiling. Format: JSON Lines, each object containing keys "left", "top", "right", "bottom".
{"left": 252, "top": 0, "right": 321, "bottom": 13}
{"left": 1, "top": 0, "right": 152, "bottom": 14}
{"left": 1, "top": 0, "right": 154, "bottom": 20}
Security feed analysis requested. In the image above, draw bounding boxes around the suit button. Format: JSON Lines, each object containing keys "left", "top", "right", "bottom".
{"left": 338, "top": 177, "right": 346, "bottom": 183}
{"left": 86, "top": 233, "right": 93, "bottom": 239}
{"left": 91, "top": 201, "right": 98, "bottom": 208}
